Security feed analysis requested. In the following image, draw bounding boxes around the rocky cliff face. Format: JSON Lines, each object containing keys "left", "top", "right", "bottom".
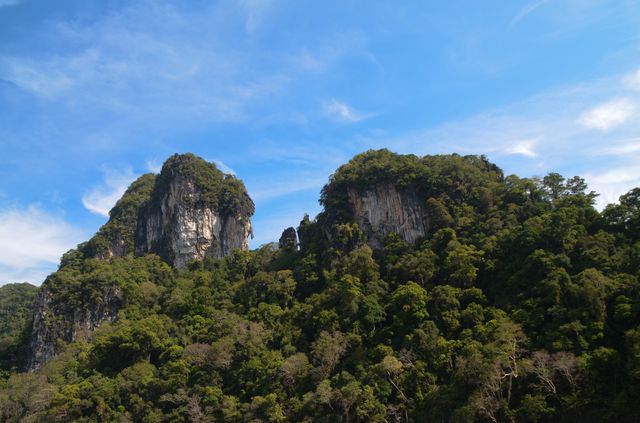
{"left": 85, "top": 153, "right": 254, "bottom": 268}
{"left": 82, "top": 173, "right": 157, "bottom": 260}
{"left": 347, "top": 184, "right": 428, "bottom": 249}
{"left": 27, "top": 284, "right": 122, "bottom": 371}
{"left": 27, "top": 153, "right": 254, "bottom": 370}
{"left": 135, "top": 173, "right": 253, "bottom": 269}
{"left": 320, "top": 149, "right": 503, "bottom": 250}
{"left": 278, "top": 227, "right": 298, "bottom": 251}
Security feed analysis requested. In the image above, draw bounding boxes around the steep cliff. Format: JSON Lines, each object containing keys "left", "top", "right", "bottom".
{"left": 320, "top": 149, "right": 503, "bottom": 249}
{"left": 83, "top": 153, "right": 254, "bottom": 268}
{"left": 82, "top": 173, "right": 157, "bottom": 259}
{"left": 27, "top": 283, "right": 122, "bottom": 371}
{"left": 27, "top": 153, "right": 254, "bottom": 370}
{"left": 347, "top": 184, "right": 427, "bottom": 249}
{"left": 135, "top": 154, "right": 254, "bottom": 268}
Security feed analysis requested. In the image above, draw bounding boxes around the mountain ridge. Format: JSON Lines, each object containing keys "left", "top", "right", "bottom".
{"left": 27, "top": 153, "right": 254, "bottom": 370}
{"left": 1, "top": 149, "right": 639, "bottom": 422}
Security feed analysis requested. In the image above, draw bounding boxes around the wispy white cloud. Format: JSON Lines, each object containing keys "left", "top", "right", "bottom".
{"left": 296, "top": 50, "right": 325, "bottom": 72}
{"left": 0, "top": 1, "right": 293, "bottom": 129}
{"left": 0, "top": 206, "right": 85, "bottom": 285}
{"left": 323, "top": 99, "right": 373, "bottom": 123}
{"left": 82, "top": 168, "right": 137, "bottom": 217}
{"left": 236, "top": 0, "right": 274, "bottom": 33}
{"left": 0, "top": 0, "right": 21, "bottom": 8}
{"left": 145, "top": 159, "right": 162, "bottom": 173}
{"left": 506, "top": 139, "right": 538, "bottom": 157}
{"left": 242, "top": 140, "right": 350, "bottom": 204}
{"left": 623, "top": 68, "right": 640, "bottom": 91}
{"left": 579, "top": 98, "right": 635, "bottom": 131}
{"left": 509, "top": 0, "right": 549, "bottom": 29}
{"left": 212, "top": 159, "right": 236, "bottom": 175}
{"left": 248, "top": 175, "right": 326, "bottom": 203}
{"left": 598, "top": 138, "right": 640, "bottom": 155}
{"left": 3, "top": 58, "right": 74, "bottom": 97}
{"left": 584, "top": 166, "right": 640, "bottom": 210}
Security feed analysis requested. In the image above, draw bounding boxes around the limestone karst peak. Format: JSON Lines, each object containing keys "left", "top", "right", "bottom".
{"left": 26, "top": 153, "right": 254, "bottom": 370}
{"left": 83, "top": 153, "right": 254, "bottom": 269}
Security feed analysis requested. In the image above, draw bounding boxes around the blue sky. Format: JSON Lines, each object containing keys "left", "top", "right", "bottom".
{"left": 1, "top": 0, "right": 640, "bottom": 285}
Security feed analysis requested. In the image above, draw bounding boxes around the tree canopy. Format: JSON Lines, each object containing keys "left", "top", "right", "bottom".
{"left": 2, "top": 150, "right": 640, "bottom": 422}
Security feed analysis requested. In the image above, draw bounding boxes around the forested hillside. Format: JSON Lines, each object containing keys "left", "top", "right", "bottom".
{"left": 0, "top": 283, "right": 37, "bottom": 375}
{"left": 1, "top": 149, "right": 640, "bottom": 422}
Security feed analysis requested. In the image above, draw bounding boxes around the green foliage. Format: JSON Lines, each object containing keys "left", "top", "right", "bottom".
{"left": 153, "top": 153, "right": 254, "bottom": 216}
{"left": 83, "top": 173, "right": 156, "bottom": 258}
{"left": 0, "top": 283, "right": 37, "bottom": 371}
{"left": 82, "top": 154, "right": 254, "bottom": 261}
{"left": 320, "top": 149, "right": 503, "bottom": 221}
{"left": 2, "top": 151, "right": 640, "bottom": 421}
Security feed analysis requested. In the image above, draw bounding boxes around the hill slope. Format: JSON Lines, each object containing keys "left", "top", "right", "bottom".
{"left": 1, "top": 149, "right": 640, "bottom": 422}
{"left": 0, "top": 283, "right": 38, "bottom": 373}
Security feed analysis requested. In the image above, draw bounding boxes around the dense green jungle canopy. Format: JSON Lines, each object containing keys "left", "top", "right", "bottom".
{"left": 2, "top": 149, "right": 640, "bottom": 422}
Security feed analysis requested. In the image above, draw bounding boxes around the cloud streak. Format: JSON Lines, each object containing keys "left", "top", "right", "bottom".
{"left": 212, "top": 159, "right": 236, "bottom": 176}
{"left": 623, "top": 68, "right": 640, "bottom": 91}
{"left": 236, "top": 0, "right": 274, "bottom": 33}
{"left": 0, "top": 206, "right": 85, "bottom": 285}
{"left": 324, "top": 99, "right": 373, "bottom": 123}
{"left": 509, "top": 0, "right": 549, "bottom": 29}
{"left": 82, "top": 168, "right": 138, "bottom": 217}
{"left": 0, "top": 1, "right": 296, "bottom": 130}
{"left": 506, "top": 139, "right": 538, "bottom": 157}
{"left": 249, "top": 176, "right": 325, "bottom": 203}
{"left": 579, "top": 98, "right": 635, "bottom": 131}
{"left": 0, "top": 0, "right": 21, "bottom": 8}
{"left": 584, "top": 166, "right": 640, "bottom": 210}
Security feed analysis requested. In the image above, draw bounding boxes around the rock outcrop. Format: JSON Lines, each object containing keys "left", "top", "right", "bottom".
{"left": 27, "top": 153, "right": 254, "bottom": 370}
{"left": 27, "top": 284, "right": 122, "bottom": 371}
{"left": 135, "top": 159, "right": 253, "bottom": 268}
{"left": 319, "top": 149, "right": 502, "bottom": 249}
{"left": 347, "top": 184, "right": 427, "bottom": 249}
{"left": 278, "top": 227, "right": 298, "bottom": 251}
{"left": 85, "top": 153, "right": 254, "bottom": 269}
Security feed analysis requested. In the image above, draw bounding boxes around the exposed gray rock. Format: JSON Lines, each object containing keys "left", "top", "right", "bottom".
{"left": 27, "top": 153, "right": 254, "bottom": 370}
{"left": 135, "top": 174, "right": 253, "bottom": 269}
{"left": 82, "top": 173, "right": 157, "bottom": 260}
{"left": 97, "top": 232, "right": 127, "bottom": 259}
{"left": 27, "top": 284, "right": 122, "bottom": 371}
{"left": 84, "top": 154, "right": 254, "bottom": 269}
{"left": 347, "top": 184, "right": 428, "bottom": 249}
{"left": 278, "top": 227, "right": 298, "bottom": 251}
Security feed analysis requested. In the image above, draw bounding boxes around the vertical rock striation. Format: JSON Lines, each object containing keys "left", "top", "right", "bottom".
{"left": 135, "top": 174, "right": 252, "bottom": 268}
{"left": 27, "top": 153, "right": 254, "bottom": 370}
{"left": 83, "top": 153, "right": 254, "bottom": 269}
{"left": 278, "top": 227, "right": 298, "bottom": 251}
{"left": 135, "top": 154, "right": 253, "bottom": 269}
{"left": 347, "top": 184, "right": 427, "bottom": 249}
{"left": 28, "top": 285, "right": 122, "bottom": 371}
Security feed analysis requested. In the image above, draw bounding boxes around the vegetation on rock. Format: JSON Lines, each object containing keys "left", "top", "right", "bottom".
{"left": 1, "top": 150, "right": 640, "bottom": 422}
{"left": 0, "top": 283, "right": 37, "bottom": 375}
{"left": 82, "top": 173, "right": 157, "bottom": 258}
{"left": 81, "top": 153, "right": 254, "bottom": 263}
{"left": 151, "top": 153, "right": 254, "bottom": 217}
